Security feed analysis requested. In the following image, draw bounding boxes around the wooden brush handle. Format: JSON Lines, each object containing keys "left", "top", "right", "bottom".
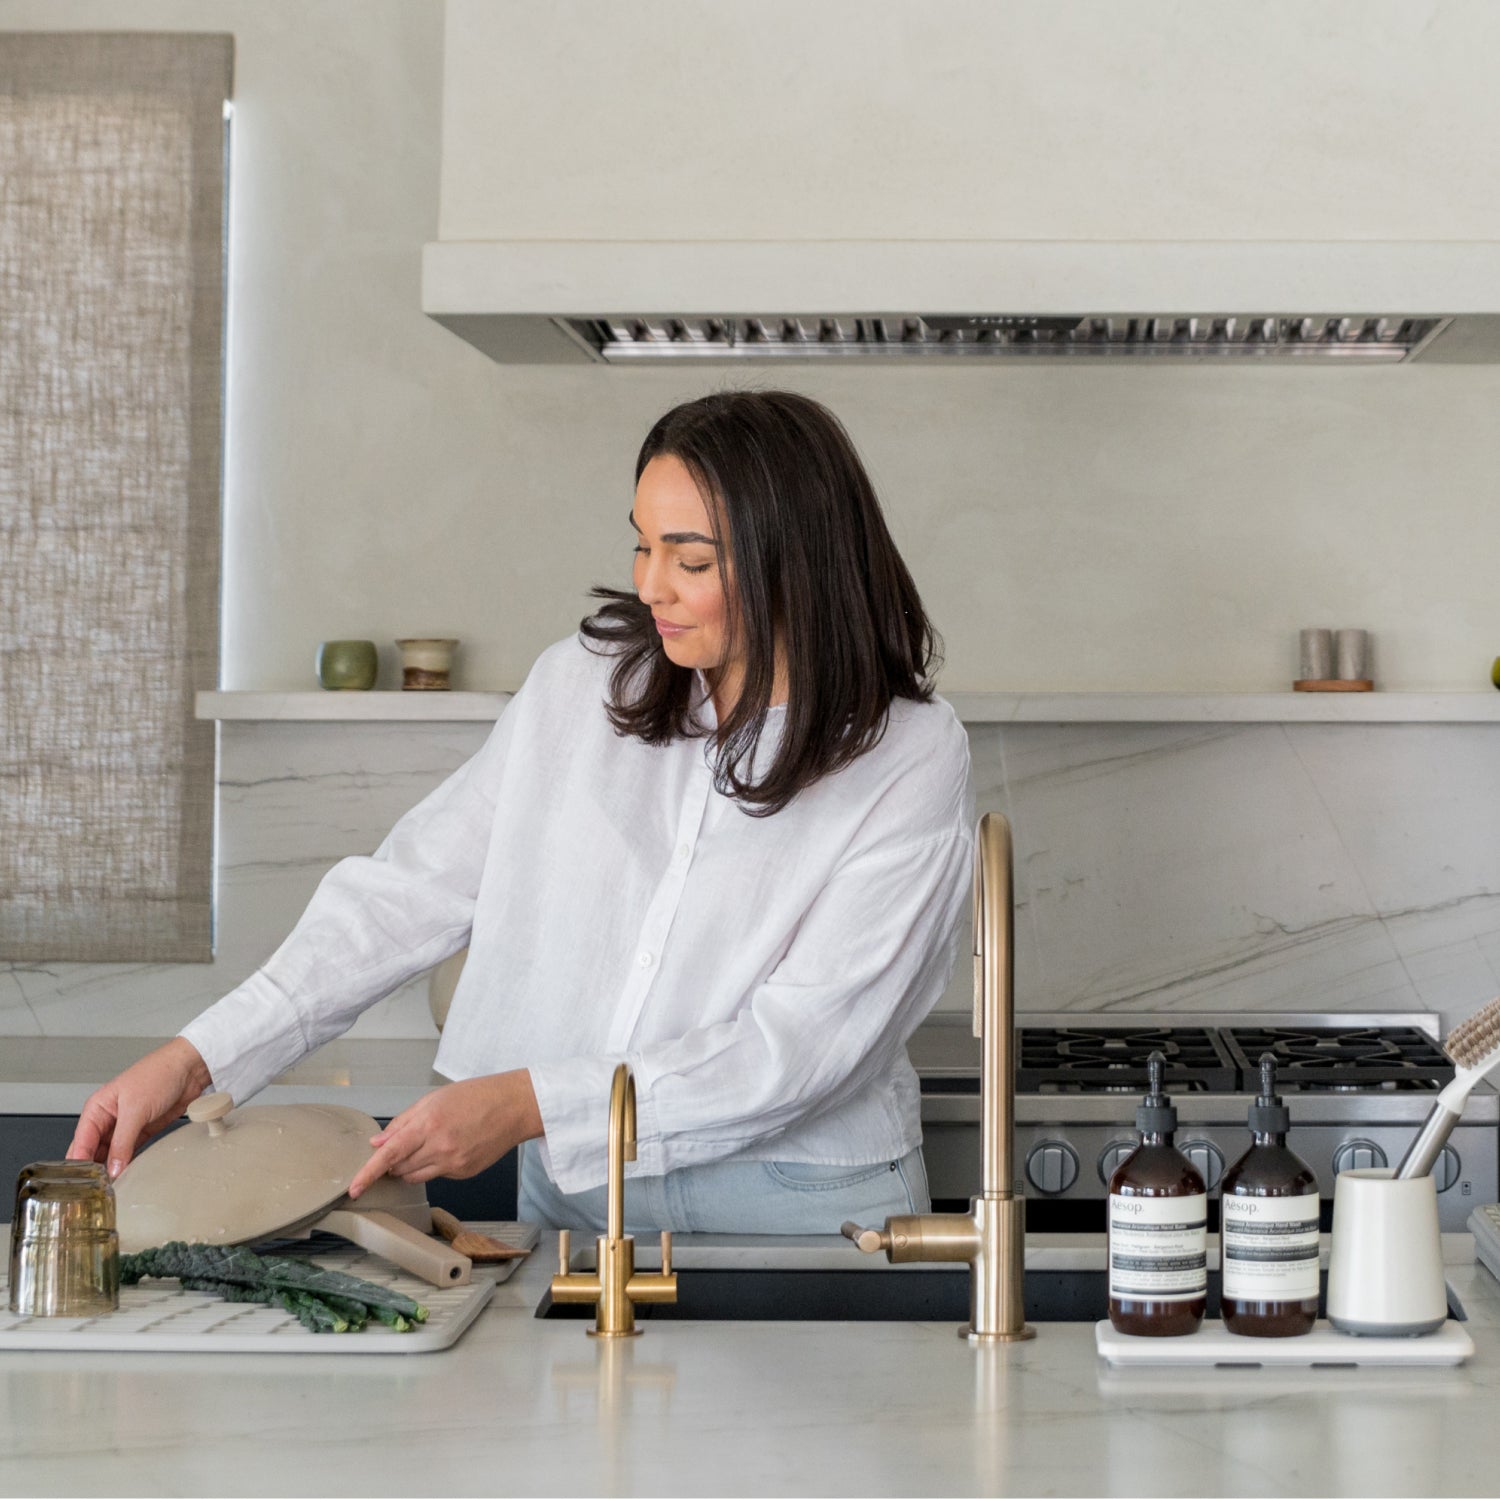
{"left": 429, "top": 1206, "right": 530, "bottom": 1261}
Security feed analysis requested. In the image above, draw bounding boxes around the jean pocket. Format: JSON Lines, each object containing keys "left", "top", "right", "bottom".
{"left": 763, "top": 1160, "right": 897, "bottom": 1193}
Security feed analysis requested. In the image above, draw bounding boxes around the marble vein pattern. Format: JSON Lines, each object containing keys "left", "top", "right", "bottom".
{"left": 7, "top": 721, "right": 489, "bottom": 1040}
{"left": 942, "top": 722, "right": 1500, "bottom": 1031}
{"left": 4, "top": 716, "right": 1499, "bottom": 1043}
{"left": 0, "top": 968, "right": 41, "bottom": 1035}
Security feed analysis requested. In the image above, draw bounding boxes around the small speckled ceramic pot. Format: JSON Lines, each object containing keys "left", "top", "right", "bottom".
{"left": 316, "top": 640, "right": 379, "bottom": 690}
{"left": 396, "top": 637, "right": 458, "bottom": 691}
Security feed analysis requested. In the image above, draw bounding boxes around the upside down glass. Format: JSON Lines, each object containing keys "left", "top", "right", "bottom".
{"left": 9, "top": 1161, "right": 120, "bottom": 1317}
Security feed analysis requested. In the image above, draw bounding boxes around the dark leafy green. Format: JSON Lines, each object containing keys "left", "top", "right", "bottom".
{"left": 122, "top": 1241, "right": 429, "bottom": 1332}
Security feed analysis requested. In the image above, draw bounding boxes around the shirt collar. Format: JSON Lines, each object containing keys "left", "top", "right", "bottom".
{"left": 690, "top": 668, "right": 787, "bottom": 730}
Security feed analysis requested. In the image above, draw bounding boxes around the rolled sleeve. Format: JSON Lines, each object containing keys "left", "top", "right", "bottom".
{"left": 178, "top": 971, "right": 310, "bottom": 1105}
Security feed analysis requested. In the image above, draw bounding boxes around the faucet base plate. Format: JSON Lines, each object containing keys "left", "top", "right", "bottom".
{"left": 961, "top": 1323, "right": 1036, "bottom": 1344}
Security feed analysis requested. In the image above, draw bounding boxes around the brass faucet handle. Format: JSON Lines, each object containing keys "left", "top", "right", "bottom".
{"left": 556, "top": 1228, "right": 572, "bottom": 1275}
{"left": 841, "top": 1221, "right": 892, "bottom": 1255}
{"left": 659, "top": 1230, "right": 672, "bottom": 1276}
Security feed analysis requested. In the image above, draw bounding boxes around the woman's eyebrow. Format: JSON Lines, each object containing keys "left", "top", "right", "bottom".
{"left": 627, "top": 510, "right": 721, "bottom": 547}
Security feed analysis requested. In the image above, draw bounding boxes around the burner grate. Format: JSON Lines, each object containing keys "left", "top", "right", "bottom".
{"left": 1221, "top": 1026, "right": 1454, "bottom": 1089}
{"left": 1016, "top": 1026, "right": 1238, "bottom": 1093}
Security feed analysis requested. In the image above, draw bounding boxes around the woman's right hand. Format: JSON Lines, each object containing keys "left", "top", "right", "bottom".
{"left": 67, "top": 1038, "right": 214, "bottom": 1179}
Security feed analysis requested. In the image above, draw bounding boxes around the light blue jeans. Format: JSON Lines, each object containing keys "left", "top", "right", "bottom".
{"left": 518, "top": 1141, "right": 931, "bottom": 1235}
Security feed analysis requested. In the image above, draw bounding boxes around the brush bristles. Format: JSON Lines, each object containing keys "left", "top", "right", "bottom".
{"left": 1444, "top": 995, "right": 1500, "bottom": 1069}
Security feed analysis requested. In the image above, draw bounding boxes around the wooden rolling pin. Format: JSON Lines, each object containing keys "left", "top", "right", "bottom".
{"left": 429, "top": 1206, "right": 530, "bottom": 1262}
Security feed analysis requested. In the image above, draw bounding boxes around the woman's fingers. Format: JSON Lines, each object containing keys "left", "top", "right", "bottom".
{"left": 68, "top": 1041, "right": 212, "bottom": 1179}
{"left": 66, "top": 1095, "right": 113, "bottom": 1164}
{"left": 107, "top": 1105, "right": 153, "bottom": 1179}
{"left": 348, "top": 1077, "right": 534, "bottom": 1197}
{"left": 347, "top": 1139, "right": 401, "bottom": 1200}
{"left": 349, "top": 1115, "right": 429, "bottom": 1198}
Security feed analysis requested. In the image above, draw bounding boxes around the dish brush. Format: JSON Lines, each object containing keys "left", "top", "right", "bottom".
{"left": 1395, "top": 995, "right": 1500, "bottom": 1179}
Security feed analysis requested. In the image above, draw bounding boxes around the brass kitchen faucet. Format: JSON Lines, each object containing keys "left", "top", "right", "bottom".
{"left": 842, "top": 812, "right": 1035, "bottom": 1343}
{"left": 550, "top": 1063, "right": 677, "bottom": 1337}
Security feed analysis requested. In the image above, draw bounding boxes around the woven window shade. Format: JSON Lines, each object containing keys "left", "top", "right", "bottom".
{"left": 0, "top": 34, "right": 231, "bottom": 961}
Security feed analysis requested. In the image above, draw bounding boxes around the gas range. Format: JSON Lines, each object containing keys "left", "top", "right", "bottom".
{"left": 911, "top": 1012, "right": 1500, "bottom": 1232}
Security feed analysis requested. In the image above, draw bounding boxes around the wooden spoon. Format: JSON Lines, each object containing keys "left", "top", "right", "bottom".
{"left": 429, "top": 1206, "right": 530, "bottom": 1262}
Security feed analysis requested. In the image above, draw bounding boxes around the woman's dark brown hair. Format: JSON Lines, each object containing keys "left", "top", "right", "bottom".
{"left": 580, "top": 390, "right": 941, "bottom": 817}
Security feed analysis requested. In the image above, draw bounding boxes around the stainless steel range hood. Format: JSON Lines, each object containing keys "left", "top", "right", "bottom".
{"left": 421, "top": 242, "right": 1500, "bottom": 366}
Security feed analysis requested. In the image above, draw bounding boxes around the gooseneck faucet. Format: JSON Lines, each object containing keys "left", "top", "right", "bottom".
{"left": 842, "top": 812, "right": 1035, "bottom": 1343}
{"left": 550, "top": 1062, "right": 677, "bottom": 1337}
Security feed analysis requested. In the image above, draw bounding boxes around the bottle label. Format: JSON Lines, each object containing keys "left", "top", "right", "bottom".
{"left": 1108, "top": 1192, "right": 1208, "bottom": 1301}
{"left": 1221, "top": 1192, "right": 1321, "bottom": 1302}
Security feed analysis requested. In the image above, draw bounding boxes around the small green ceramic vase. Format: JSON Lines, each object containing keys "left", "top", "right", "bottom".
{"left": 1492, "top": 656, "right": 1500, "bottom": 691}
{"left": 316, "top": 639, "right": 378, "bottom": 690}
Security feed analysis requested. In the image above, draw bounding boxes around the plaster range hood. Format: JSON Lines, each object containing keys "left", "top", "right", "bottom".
{"left": 420, "top": 242, "right": 1500, "bottom": 366}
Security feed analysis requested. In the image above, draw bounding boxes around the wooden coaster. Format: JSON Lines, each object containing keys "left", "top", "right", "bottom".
{"left": 1293, "top": 679, "right": 1373, "bottom": 692}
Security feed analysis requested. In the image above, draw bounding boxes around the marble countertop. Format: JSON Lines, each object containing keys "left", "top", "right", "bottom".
{"left": 0, "top": 1037, "right": 444, "bottom": 1116}
{"left": 4, "top": 1230, "right": 1500, "bottom": 1497}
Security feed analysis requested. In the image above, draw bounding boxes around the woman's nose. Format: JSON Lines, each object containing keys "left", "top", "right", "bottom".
{"left": 636, "top": 552, "right": 674, "bottom": 606}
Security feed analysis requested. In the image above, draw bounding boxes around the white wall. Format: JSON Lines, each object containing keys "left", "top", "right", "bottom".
{"left": 4, "top": 2, "right": 1499, "bottom": 1044}
{"left": 8, "top": 0, "right": 1500, "bottom": 695}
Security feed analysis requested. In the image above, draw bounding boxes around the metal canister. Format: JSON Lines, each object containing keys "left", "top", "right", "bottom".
{"left": 9, "top": 1161, "right": 120, "bottom": 1317}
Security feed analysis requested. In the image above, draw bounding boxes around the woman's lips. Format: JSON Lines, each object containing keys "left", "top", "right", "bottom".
{"left": 655, "top": 619, "right": 692, "bottom": 638}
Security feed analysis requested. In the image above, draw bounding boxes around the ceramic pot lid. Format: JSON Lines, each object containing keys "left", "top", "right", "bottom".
{"left": 113, "top": 1093, "right": 379, "bottom": 1254}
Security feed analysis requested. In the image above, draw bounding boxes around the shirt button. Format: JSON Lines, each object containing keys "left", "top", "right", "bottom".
{"left": 676, "top": 843, "right": 691, "bottom": 861}
{"left": 637, "top": 951, "right": 653, "bottom": 969}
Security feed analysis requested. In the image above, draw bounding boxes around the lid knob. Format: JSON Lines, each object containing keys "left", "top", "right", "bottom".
{"left": 186, "top": 1091, "right": 234, "bottom": 1137}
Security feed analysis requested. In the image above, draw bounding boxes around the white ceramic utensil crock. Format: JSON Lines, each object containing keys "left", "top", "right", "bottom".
{"left": 1326, "top": 1168, "right": 1447, "bottom": 1336}
{"left": 113, "top": 1093, "right": 470, "bottom": 1287}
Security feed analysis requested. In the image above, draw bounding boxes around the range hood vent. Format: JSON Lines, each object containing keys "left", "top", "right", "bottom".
{"left": 564, "top": 313, "right": 1450, "bottom": 362}
{"left": 422, "top": 243, "right": 1500, "bottom": 365}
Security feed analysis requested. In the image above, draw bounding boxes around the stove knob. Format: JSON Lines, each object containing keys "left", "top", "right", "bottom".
{"left": 1025, "top": 1141, "right": 1079, "bottom": 1195}
{"left": 1097, "top": 1139, "right": 1137, "bottom": 1186}
{"left": 1433, "top": 1146, "right": 1462, "bottom": 1193}
{"left": 1332, "top": 1139, "right": 1388, "bottom": 1175}
{"left": 1180, "top": 1139, "right": 1225, "bottom": 1192}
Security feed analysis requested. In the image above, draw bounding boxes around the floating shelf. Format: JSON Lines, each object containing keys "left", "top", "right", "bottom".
{"left": 197, "top": 691, "right": 513, "bottom": 721}
{"left": 198, "top": 690, "right": 1500, "bottom": 724}
{"left": 945, "top": 692, "right": 1500, "bottom": 723}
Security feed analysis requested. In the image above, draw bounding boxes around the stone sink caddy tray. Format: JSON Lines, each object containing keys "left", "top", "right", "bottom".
{"left": 1096, "top": 1317, "right": 1473, "bottom": 1367}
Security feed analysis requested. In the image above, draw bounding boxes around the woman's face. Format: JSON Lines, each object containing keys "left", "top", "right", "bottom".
{"left": 631, "top": 454, "right": 734, "bottom": 682}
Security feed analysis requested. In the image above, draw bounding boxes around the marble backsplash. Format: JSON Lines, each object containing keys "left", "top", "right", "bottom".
{"left": 3, "top": 715, "right": 1498, "bottom": 1043}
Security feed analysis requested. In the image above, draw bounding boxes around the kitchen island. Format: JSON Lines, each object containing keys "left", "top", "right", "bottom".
{"left": 4, "top": 1231, "right": 1499, "bottom": 1498}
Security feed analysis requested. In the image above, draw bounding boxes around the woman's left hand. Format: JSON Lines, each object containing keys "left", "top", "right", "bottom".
{"left": 347, "top": 1070, "right": 543, "bottom": 1198}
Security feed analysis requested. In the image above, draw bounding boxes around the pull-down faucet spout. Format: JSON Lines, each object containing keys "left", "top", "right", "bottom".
{"left": 842, "top": 812, "right": 1034, "bottom": 1343}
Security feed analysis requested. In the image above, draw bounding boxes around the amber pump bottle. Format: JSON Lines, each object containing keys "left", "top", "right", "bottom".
{"left": 1107, "top": 1050, "right": 1208, "bottom": 1336}
{"left": 1219, "top": 1053, "right": 1320, "bottom": 1337}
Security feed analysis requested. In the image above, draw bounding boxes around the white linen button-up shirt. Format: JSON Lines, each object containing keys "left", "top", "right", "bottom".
{"left": 181, "top": 635, "right": 974, "bottom": 1194}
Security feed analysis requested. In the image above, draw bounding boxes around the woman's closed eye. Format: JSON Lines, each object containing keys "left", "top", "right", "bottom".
{"left": 634, "top": 544, "right": 713, "bottom": 575}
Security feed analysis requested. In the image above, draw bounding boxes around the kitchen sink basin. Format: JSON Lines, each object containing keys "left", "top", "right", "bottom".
{"left": 538, "top": 1266, "right": 1089, "bottom": 1321}
{"left": 539, "top": 1268, "right": 1263, "bottom": 1323}
{"left": 537, "top": 1268, "right": 1465, "bottom": 1324}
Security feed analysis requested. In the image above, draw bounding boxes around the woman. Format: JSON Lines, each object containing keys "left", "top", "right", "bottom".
{"left": 69, "top": 391, "right": 974, "bottom": 1235}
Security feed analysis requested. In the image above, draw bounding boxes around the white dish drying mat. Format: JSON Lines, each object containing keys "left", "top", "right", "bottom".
{"left": 0, "top": 1220, "right": 538, "bottom": 1355}
{"left": 1096, "top": 1317, "right": 1473, "bottom": 1367}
